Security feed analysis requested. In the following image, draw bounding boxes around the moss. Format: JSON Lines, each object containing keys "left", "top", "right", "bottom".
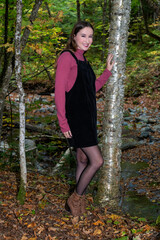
{"left": 17, "top": 179, "right": 26, "bottom": 205}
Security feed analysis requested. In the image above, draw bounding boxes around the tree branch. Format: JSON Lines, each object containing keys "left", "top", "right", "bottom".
{"left": 21, "top": 0, "right": 43, "bottom": 50}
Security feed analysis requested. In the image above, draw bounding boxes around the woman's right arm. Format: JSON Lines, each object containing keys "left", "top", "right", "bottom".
{"left": 55, "top": 53, "right": 71, "bottom": 134}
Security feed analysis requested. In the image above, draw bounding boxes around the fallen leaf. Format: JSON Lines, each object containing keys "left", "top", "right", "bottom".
{"left": 110, "top": 214, "right": 121, "bottom": 221}
{"left": 71, "top": 216, "right": 79, "bottom": 225}
{"left": 93, "top": 220, "right": 104, "bottom": 226}
{"left": 27, "top": 222, "right": 36, "bottom": 228}
{"left": 83, "top": 228, "right": 93, "bottom": 234}
{"left": 93, "top": 228, "right": 102, "bottom": 236}
{"left": 48, "top": 227, "right": 57, "bottom": 232}
{"left": 21, "top": 234, "right": 28, "bottom": 240}
{"left": 37, "top": 226, "right": 45, "bottom": 234}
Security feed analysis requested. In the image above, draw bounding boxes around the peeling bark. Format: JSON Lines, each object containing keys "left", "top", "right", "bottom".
{"left": 96, "top": 0, "right": 131, "bottom": 209}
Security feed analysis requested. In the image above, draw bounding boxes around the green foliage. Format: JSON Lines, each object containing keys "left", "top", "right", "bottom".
{"left": 115, "top": 237, "right": 129, "bottom": 240}
{"left": 156, "top": 215, "right": 160, "bottom": 226}
{"left": 125, "top": 33, "right": 160, "bottom": 97}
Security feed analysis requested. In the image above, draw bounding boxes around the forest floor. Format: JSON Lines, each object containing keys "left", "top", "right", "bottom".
{"left": 0, "top": 87, "right": 160, "bottom": 240}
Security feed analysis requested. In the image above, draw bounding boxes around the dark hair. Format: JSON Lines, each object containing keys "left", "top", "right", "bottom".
{"left": 66, "top": 21, "right": 94, "bottom": 52}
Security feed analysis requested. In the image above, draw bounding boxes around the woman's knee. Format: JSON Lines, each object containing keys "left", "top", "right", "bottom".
{"left": 94, "top": 156, "right": 104, "bottom": 169}
{"left": 76, "top": 148, "right": 88, "bottom": 165}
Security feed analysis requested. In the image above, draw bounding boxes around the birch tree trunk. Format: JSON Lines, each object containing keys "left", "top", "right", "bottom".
{"left": 96, "top": 0, "right": 131, "bottom": 209}
{"left": 0, "top": 0, "right": 43, "bottom": 142}
{"left": 15, "top": 0, "right": 26, "bottom": 204}
{"left": 101, "top": 0, "right": 108, "bottom": 61}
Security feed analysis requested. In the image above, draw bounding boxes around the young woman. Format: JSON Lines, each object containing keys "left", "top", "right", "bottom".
{"left": 55, "top": 21, "right": 114, "bottom": 216}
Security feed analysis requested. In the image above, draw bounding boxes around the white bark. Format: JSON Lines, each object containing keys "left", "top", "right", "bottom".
{"left": 97, "top": 0, "right": 131, "bottom": 208}
{"left": 0, "top": 0, "right": 43, "bottom": 142}
{"left": 51, "top": 148, "right": 73, "bottom": 175}
{"left": 15, "top": 0, "right": 27, "bottom": 189}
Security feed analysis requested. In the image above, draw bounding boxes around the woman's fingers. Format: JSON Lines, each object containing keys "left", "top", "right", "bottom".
{"left": 106, "top": 54, "right": 115, "bottom": 71}
{"left": 64, "top": 130, "right": 72, "bottom": 138}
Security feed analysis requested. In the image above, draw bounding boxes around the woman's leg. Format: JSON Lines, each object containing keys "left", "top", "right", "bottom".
{"left": 76, "top": 145, "right": 104, "bottom": 195}
{"left": 76, "top": 148, "right": 88, "bottom": 183}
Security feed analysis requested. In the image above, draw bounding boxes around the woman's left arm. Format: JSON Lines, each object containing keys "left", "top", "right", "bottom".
{"left": 95, "top": 54, "right": 114, "bottom": 92}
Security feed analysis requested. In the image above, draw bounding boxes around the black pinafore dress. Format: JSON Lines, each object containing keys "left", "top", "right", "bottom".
{"left": 64, "top": 50, "right": 98, "bottom": 148}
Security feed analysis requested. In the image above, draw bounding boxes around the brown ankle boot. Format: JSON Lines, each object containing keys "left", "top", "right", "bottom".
{"left": 67, "top": 191, "right": 82, "bottom": 216}
{"left": 80, "top": 195, "right": 86, "bottom": 214}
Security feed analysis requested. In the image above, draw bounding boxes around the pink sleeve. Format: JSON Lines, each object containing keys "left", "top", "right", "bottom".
{"left": 55, "top": 52, "right": 73, "bottom": 133}
{"left": 95, "top": 68, "right": 112, "bottom": 92}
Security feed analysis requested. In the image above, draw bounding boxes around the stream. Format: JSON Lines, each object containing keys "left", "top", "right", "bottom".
{"left": 121, "top": 161, "right": 160, "bottom": 222}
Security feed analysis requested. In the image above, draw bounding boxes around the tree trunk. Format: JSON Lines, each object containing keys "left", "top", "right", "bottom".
{"left": 140, "top": 0, "right": 160, "bottom": 41}
{"left": 0, "top": 54, "right": 13, "bottom": 140}
{"left": 0, "top": 0, "right": 43, "bottom": 142}
{"left": 77, "top": 0, "right": 81, "bottom": 21}
{"left": 96, "top": 0, "right": 131, "bottom": 209}
{"left": 15, "top": 0, "right": 27, "bottom": 204}
{"left": 101, "top": 0, "right": 108, "bottom": 61}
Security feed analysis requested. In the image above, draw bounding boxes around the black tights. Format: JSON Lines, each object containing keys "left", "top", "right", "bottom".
{"left": 75, "top": 145, "right": 104, "bottom": 195}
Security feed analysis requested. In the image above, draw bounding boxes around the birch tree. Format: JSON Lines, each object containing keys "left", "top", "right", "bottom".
{"left": 15, "top": 0, "right": 26, "bottom": 204}
{"left": 0, "top": 0, "right": 43, "bottom": 142}
{"left": 96, "top": 0, "right": 131, "bottom": 208}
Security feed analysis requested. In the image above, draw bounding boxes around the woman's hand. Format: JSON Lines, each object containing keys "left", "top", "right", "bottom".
{"left": 63, "top": 130, "right": 72, "bottom": 138}
{"left": 106, "top": 54, "right": 115, "bottom": 72}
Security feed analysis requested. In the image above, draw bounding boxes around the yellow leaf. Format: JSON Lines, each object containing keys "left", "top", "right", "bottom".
{"left": 21, "top": 234, "right": 28, "bottom": 240}
{"left": 26, "top": 25, "right": 33, "bottom": 31}
{"left": 27, "top": 222, "right": 36, "bottom": 228}
{"left": 93, "top": 228, "right": 102, "bottom": 236}
{"left": 110, "top": 214, "right": 121, "bottom": 220}
{"left": 61, "top": 217, "right": 69, "bottom": 221}
{"left": 93, "top": 220, "right": 104, "bottom": 226}
{"left": 7, "top": 47, "right": 14, "bottom": 52}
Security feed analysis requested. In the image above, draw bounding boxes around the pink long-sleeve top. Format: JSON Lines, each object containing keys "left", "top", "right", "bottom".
{"left": 55, "top": 49, "right": 112, "bottom": 133}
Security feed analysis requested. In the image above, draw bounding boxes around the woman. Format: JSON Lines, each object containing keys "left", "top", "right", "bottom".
{"left": 55, "top": 21, "right": 114, "bottom": 216}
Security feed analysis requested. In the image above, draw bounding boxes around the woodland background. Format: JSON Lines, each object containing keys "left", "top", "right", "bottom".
{"left": 0, "top": 0, "right": 160, "bottom": 239}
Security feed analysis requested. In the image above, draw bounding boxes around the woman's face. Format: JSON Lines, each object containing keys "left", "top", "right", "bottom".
{"left": 74, "top": 27, "right": 93, "bottom": 51}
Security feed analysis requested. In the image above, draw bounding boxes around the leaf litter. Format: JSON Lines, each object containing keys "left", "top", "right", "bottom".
{"left": 0, "top": 92, "right": 160, "bottom": 239}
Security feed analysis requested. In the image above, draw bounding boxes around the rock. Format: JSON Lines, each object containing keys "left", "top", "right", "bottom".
{"left": 128, "top": 108, "right": 136, "bottom": 113}
{"left": 0, "top": 141, "right": 9, "bottom": 151}
{"left": 33, "top": 96, "right": 41, "bottom": 102}
{"left": 39, "top": 108, "right": 47, "bottom": 113}
{"left": 47, "top": 107, "right": 55, "bottom": 113}
{"left": 25, "top": 139, "right": 37, "bottom": 152}
{"left": 122, "top": 121, "right": 129, "bottom": 126}
{"left": 139, "top": 131, "right": 150, "bottom": 139}
{"left": 135, "top": 116, "right": 149, "bottom": 123}
{"left": 41, "top": 98, "right": 48, "bottom": 103}
{"left": 140, "top": 127, "right": 154, "bottom": 133}
{"left": 124, "top": 117, "right": 133, "bottom": 121}
{"left": 153, "top": 124, "right": 160, "bottom": 132}
{"left": 148, "top": 118, "right": 157, "bottom": 124}
{"left": 121, "top": 138, "right": 145, "bottom": 150}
